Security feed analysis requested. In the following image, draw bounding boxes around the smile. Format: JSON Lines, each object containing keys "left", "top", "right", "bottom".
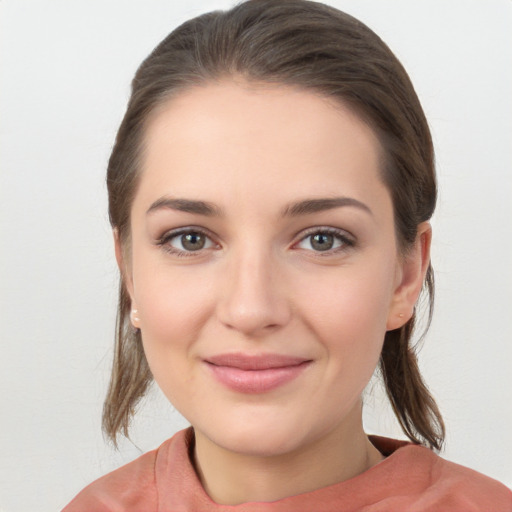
{"left": 204, "top": 353, "right": 312, "bottom": 393}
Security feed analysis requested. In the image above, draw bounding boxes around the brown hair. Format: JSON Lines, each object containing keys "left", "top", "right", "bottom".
{"left": 103, "top": 0, "right": 445, "bottom": 450}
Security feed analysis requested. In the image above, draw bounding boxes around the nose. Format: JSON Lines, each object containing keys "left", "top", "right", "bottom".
{"left": 216, "top": 246, "right": 291, "bottom": 337}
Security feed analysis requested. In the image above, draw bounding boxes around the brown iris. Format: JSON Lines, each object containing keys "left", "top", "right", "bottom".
{"left": 181, "top": 232, "right": 206, "bottom": 251}
{"left": 310, "top": 233, "right": 334, "bottom": 251}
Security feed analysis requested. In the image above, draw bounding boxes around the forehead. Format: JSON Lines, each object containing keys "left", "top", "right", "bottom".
{"left": 136, "top": 80, "right": 389, "bottom": 213}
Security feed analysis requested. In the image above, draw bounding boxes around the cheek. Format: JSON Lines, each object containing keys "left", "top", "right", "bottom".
{"left": 295, "top": 260, "right": 396, "bottom": 369}
{"left": 131, "top": 260, "right": 217, "bottom": 391}
{"left": 134, "top": 257, "right": 215, "bottom": 335}
{"left": 301, "top": 266, "right": 394, "bottom": 330}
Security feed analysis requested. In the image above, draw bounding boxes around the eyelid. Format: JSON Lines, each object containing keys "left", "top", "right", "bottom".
{"left": 156, "top": 226, "right": 219, "bottom": 256}
{"left": 292, "top": 226, "right": 356, "bottom": 252}
{"left": 155, "top": 225, "right": 355, "bottom": 257}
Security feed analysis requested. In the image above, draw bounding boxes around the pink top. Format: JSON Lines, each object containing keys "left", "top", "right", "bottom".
{"left": 63, "top": 428, "right": 512, "bottom": 511}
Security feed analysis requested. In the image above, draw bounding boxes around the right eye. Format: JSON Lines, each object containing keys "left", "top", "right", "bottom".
{"left": 159, "top": 229, "right": 216, "bottom": 256}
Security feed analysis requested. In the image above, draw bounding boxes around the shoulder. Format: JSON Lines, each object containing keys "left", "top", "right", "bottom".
{"left": 424, "top": 449, "right": 512, "bottom": 510}
{"left": 370, "top": 436, "right": 512, "bottom": 511}
{"left": 61, "top": 431, "right": 185, "bottom": 512}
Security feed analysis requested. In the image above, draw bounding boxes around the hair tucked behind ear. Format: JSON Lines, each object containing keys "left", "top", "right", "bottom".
{"left": 102, "top": 282, "right": 152, "bottom": 446}
{"left": 380, "top": 266, "right": 445, "bottom": 450}
{"left": 103, "top": 0, "right": 445, "bottom": 449}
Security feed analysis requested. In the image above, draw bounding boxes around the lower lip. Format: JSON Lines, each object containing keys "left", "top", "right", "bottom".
{"left": 205, "top": 361, "right": 311, "bottom": 393}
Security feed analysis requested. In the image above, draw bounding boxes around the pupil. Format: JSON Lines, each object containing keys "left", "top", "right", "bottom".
{"left": 182, "top": 232, "right": 205, "bottom": 251}
{"left": 311, "top": 233, "right": 333, "bottom": 251}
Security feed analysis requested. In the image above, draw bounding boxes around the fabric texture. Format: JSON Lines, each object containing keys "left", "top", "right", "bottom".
{"left": 63, "top": 427, "right": 512, "bottom": 511}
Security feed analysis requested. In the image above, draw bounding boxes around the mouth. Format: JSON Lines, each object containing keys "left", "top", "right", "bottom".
{"left": 203, "top": 353, "right": 312, "bottom": 393}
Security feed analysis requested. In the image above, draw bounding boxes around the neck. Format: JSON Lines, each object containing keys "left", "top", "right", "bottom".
{"left": 192, "top": 403, "right": 384, "bottom": 505}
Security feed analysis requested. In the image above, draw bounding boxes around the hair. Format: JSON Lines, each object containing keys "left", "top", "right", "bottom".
{"left": 103, "top": 0, "right": 445, "bottom": 450}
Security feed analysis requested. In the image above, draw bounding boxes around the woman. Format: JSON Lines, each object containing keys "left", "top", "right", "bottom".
{"left": 63, "top": 0, "right": 511, "bottom": 509}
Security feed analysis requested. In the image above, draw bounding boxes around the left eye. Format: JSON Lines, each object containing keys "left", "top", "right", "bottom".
{"left": 296, "top": 231, "right": 350, "bottom": 252}
{"left": 167, "top": 231, "right": 215, "bottom": 252}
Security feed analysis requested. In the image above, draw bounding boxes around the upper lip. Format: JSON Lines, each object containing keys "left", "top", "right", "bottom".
{"left": 205, "top": 353, "right": 311, "bottom": 370}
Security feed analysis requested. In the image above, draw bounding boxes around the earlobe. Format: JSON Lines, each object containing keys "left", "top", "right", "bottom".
{"left": 386, "top": 222, "right": 432, "bottom": 331}
{"left": 114, "top": 229, "right": 140, "bottom": 328}
{"left": 130, "top": 308, "right": 141, "bottom": 328}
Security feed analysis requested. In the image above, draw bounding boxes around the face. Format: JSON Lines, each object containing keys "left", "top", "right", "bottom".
{"left": 123, "top": 81, "right": 418, "bottom": 458}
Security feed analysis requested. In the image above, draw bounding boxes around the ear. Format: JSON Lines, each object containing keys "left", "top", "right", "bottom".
{"left": 114, "top": 229, "right": 140, "bottom": 328}
{"left": 386, "top": 222, "right": 432, "bottom": 331}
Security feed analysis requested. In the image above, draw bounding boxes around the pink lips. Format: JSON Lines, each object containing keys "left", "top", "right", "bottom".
{"left": 204, "top": 353, "right": 311, "bottom": 393}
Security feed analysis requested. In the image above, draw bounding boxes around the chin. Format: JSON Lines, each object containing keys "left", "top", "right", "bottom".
{"left": 193, "top": 405, "right": 321, "bottom": 458}
{"left": 215, "top": 426, "right": 305, "bottom": 457}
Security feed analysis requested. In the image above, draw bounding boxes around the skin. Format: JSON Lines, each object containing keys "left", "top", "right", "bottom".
{"left": 116, "top": 80, "right": 431, "bottom": 505}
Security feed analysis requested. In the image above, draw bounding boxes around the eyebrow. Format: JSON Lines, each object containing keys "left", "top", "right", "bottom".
{"left": 146, "top": 197, "right": 223, "bottom": 216}
{"left": 282, "top": 197, "right": 373, "bottom": 217}
{"left": 146, "top": 195, "right": 372, "bottom": 218}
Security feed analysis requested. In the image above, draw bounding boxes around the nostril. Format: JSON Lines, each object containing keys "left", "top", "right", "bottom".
{"left": 217, "top": 302, "right": 291, "bottom": 337}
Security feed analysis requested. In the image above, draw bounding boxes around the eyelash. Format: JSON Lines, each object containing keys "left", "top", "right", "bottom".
{"left": 156, "top": 226, "right": 355, "bottom": 258}
{"left": 293, "top": 227, "right": 355, "bottom": 255}
{"left": 156, "top": 227, "right": 217, "bottom": 258}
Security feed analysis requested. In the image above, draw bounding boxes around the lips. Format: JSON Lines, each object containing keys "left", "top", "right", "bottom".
{"left": 204, "top": 353, "right": 312, "bottom": 393}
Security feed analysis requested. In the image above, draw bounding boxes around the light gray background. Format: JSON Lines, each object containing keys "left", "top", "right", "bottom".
{"left": 1, "top": 1, "right": 511, "bottom": 510}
